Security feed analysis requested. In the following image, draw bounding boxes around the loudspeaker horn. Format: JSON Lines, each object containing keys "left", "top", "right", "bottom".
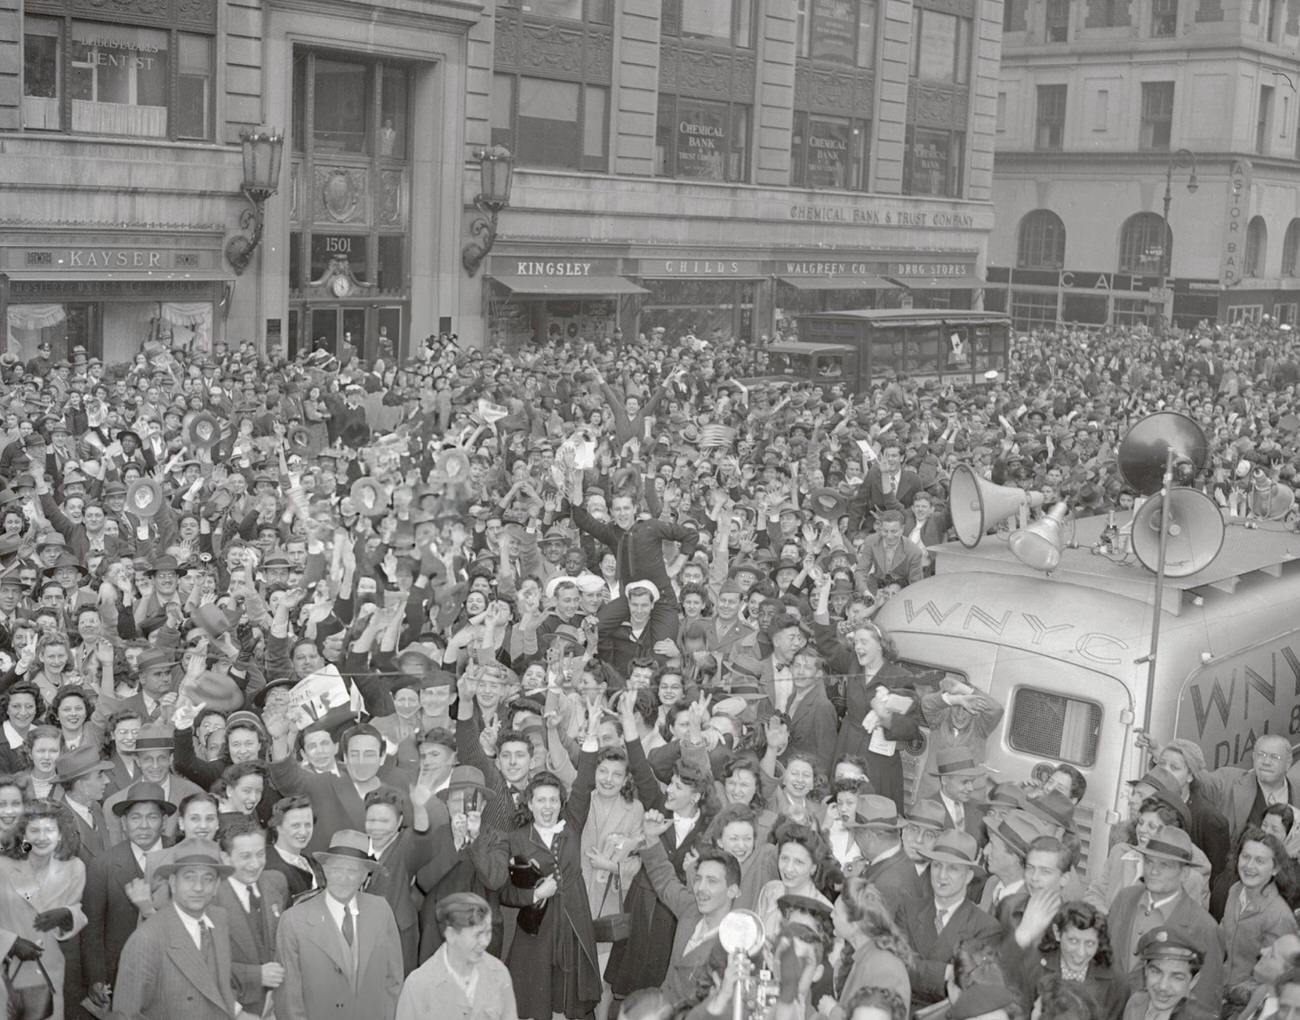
{"left": 1131, "top": 489, "right": 1225, "bottom": 577}
{"left": 1008, "top": 503, "right": 1069, "bottom": 573}
{"left": 950, "top": 463, "right": 1045, "bottom": 548}
{"left": 1249, "top": 471, "right": 1296, "bottom": 520}
{"left": 1118, "top": 412, "right": 1209, "bottom": 496}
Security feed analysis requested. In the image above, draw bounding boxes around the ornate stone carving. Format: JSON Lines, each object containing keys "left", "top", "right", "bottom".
{"left": 675, "top": 45, "right": 752, "bottom": 101}
{"left": 494, "top": 16, "right": 613, "bottom": 84}
{"left": 909, "top": 84, "right": 969, "bottom": 128}
{"left": 583, "top": 30, "right": 614, "bottom": 83}
{"left": 795, "top": 64, "right": 875, "bottom": 115}
{"left": 173, "top": 0, "right": 217, "bottom": 29}
{"left": 917, "top": 0, "right": 977, "bottom": 17}
{"left": 379, "top": 170, "right": 406, "bottom": 227}
{"left": 313, "top": 167, "right": 368, "bottom": 226}
{"left": 660, "top": 45, "right": 679, "bottom": 88}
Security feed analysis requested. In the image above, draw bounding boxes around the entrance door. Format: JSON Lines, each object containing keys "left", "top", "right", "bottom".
{"left": 308, "top": 306, "right": 370, "bottom": 359}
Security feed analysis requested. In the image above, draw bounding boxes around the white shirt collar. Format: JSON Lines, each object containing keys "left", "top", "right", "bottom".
{"left": 672, "top": 813, "right": 697, "bottom": 843}
{"left": 172, "top": 902, "right": 214, "bottom": 950}
{"left": 1, "top": 721, "right": 24, "bottom": 749}
{"left": 323, "top": 892, "right": 357, "bottom": 931}
{"left": 994, "top": 877, "right": 1025, "bottom": 904}
{"left": 227, "top": 876, "right": 257, "bottom": 909}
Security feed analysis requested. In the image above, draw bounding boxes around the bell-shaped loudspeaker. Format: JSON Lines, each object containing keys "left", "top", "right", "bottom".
{"left": 950, "top": 463, "right": 1045, "bottom": 548}
{"left": 1008, "top": 503, "right": 1069, "bottom": 573}
{"left": 1131, "top": 489, "right": 1225, "bottom": 577}
{"left": 1118, "top": 412, "right": 1209, "bottom": 495}
{"left": 1249, "top": 471, "right": 1296, "bottom": 520}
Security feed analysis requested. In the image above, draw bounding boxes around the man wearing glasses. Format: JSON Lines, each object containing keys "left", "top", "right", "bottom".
{"left": 1198, "top": 734, "right": 1300, "bottom": 840}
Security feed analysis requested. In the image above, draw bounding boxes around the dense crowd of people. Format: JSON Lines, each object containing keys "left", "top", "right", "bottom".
{"left": 0, "top": 316, "right": 1294, "bottom": 1020}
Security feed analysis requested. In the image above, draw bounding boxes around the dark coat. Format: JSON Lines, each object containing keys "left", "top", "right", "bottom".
{"left": 784, "top": 683, "right": 840, "bottom": 778}
{"left": 1107, "top": 885, "right": 1224, "bottom": 1015}
{"left": 268, "top": 759, "right": 413, "bottom": 854}
{"left": 849, "top": 466, "right": 925, "bottom": 531}
{"left": 894, "top": 893, "right": 1001, "bottom": 1005}
{"left": 82, "top": 839, "right": 148, "bottom": 989}
{"left": 830, "top": 665, "right": 922, "bottom": 811}
{"left": 1017, "top": 949, "right": 1130, "bottom": 1020}
{"left": 264, "top": 845, "right": 323, "bottom": 902}
{"left": 413, "top": 824, "right": 507, "bottom": 964}
{"left": 605, "top": 737, "right": 705, "bottom": 996}
{"left": 571, "top": 505, "right": 698, "bottom": 609}
{"left": 490, "top": 750, "right": 601, "bottom": 1020}
{"left": 854, "top": 845, "right": 926, "bottom": 917}
{"left": 214, "top": 870, "right": 289, "bottom": 1011}
{"left": 112, "top": 902, "right": 240, "bottom": 1020}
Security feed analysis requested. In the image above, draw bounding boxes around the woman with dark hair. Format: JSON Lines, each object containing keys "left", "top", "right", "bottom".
{"left": 714, "top": 754, "right": 779, "bottom": 844}
{"left": 490, "top": 708, "right": 600, "bottom": 1020}
{"left": 264, "top": 794, "right": 321, "bottom": 897}
{"left": 363, "top": 782, "right": 439, "bottom": 974}
{"left": 0, "top": 775, "right": 27, "bottom": 850}
{"left": 754, "top": 821, "right": 832, "bottom": 934}
{"left": 212, "top": 761, "right": 265, "bottom": 827}
{"left": 842, "top": 985, "right": 909, "bottom": 1020}
{"left": 1034, "top": 975, "right": 1101, "bottom": 1020}
{"left": 25, "top": 725, "right": 62, "bottom": 800}
{"left": 0, "top": 799, "right": 86, "bottom": 1019}
{"left": 701, "top": 803, "right": 777, "bottom": 910}
{"left": 820, "top": 620, "right": 924, "bottom": 811}
{"left": 0, "top": 682, "right": 44, "bottom": 771}
{"left": 1218, "top": 826, "right": 1299, "bottom": 991}
{"left": 833, "top": 874, "right": 914, "bottom": 1007}
{"left": 1018, "top": 901, "right": 1128, "bottom": 1020}
{"left": 98, "top": 708, "right": 140, "bottom": 796}
{"left": 47, "top": 686, "right": 97, "bottom": 753}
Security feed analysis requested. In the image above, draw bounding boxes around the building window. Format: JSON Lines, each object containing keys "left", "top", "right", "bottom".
{"left": 492, "top": 73, "right": 608, "bottom": 171}
{"left": 1118, "top": 211, "right": 1170, "bottom": 275}
{"left": 1009, "top": 292, "right": 1059, "bottom": 330}
{"left": 996, "top": 91, "right": 1008, "bottom": 131}
{"left": 1018, "top": 210, "right": 1067, "bottom": 269}
{"left": 22, "top": 16, "right": 213, "bottom": 139}
{"left": 911, "top": 8, "right": 971, "bottom": 84}
{"left": 1267, "top": 0, "right": 1283, "bottom": 39}
{"left": 1151, "top": 0, "right": 1177, "bottom": 35}
{"left": 1140, "top": 81, "right": 1174, "bottom": 150}
{"left": 1257, "top": 85, "right": 1274, "bottom": 154}
{"left": 656, "top": 94, "right": 750, "bottom": 182}
{"left": 1246, "top": 216, "right": 1267, "bottom": 276}
{"left": 1036, "top": 84, "right": 1067, "bottom": 150}
{"left": 662, "top": 0, "right": 756, "bottom": 48}
{"left": 903, "top": 126, "right": 964, "bottom": 197}
{"left": 796, "top": 0, "right": 878, "bottom": 67}
{"left": 1045, "top": 0, "right": 1071, "bottom": 39}
{"left": 1093, "top": 88, "right": 1109, "bottom": 131}
{"left": 1283, "top": 220, "right": 1300, "bottom": 276}
{"left": 498, "top": 0, "right": 611, "bottom": 21}
{"left": 791, "top": 112, "right": 870, "bottom": 189}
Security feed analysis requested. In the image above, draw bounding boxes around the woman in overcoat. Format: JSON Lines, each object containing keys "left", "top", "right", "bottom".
{"left": 493, "top": 737, "right": 601, "bottom": 1019}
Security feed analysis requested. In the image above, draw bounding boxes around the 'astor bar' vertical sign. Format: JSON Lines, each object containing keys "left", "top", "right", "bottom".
{"left": 1221, "top": 160, "right": 1252, "bottom": 287}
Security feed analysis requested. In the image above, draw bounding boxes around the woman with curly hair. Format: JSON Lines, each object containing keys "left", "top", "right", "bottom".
{"left": 211, "top": 761, "right": 265, "bottom": 827}
{"left": 754, "top": 821, "right": 832, "bottom": 935}
{"left": 713, "top": 754, "right": 779, "bottom": 845}
{"left": 0, "top": 799, "right": 87, "bottom": 1020}
{"left": 0, "top": 683, "right": 44, "bottom": 772}
{"left": 1218, "top": 827, "right": 1300, "bottom": 992}
{"left": 1018, "top": 901, "right": 1128, "bottom": 1020}
{"left": 700, "top": 803, "right": 778, "bottom": 910}
{"left": 833, "top": 874, "right": 913, "bottom": 1007}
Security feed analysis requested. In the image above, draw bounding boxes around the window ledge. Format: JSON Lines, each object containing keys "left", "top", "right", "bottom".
{"left": 0, "top": 131, "right": 229, "bottom": 152}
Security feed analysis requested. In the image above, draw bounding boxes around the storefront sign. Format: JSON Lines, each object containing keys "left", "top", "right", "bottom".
{"left": 676, "top": 100, "right": 731, "bottom": 182}
{"left": 781, "top": 261, "right": 889, "bottom": 276}
{"left": 789, "top": 204, "right": 975, "bottom": 229}
{"left": 489, "top": 257, "right": 621, "bottom": 278}
{"left": 59, "top": 249, "right": 163, "bottom": 268}
{"left": 10, "top": 247, "right": 219, "bottom": 274}
{"left": 636, "top": 259, "right": 764, "bottom": 277}
{"left": 1222, "top": 160, "right": 1252, "bottom": 287}
{"left": 892, "top": 262, "right": 974, "bottom": 278}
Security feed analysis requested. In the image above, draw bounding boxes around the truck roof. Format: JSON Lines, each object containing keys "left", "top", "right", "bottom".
{"left": 933, "top": 508, "right": 1300, "bottom": 615}
{"left": 799, "top": 309, "right": 1010, "bottom": 324}
{"left": 764, "top": 341, "right": 857, "bottom": 355}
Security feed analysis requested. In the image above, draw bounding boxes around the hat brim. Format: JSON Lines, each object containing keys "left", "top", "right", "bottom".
{"left": 436, "top": 781, "right": 496, "bottom": 804}
{"left": 845, "top": 817, "right": 901, "bottom": 831}
{"left": 930, "top": 763, "right": 992, "bottom": 778}
{"left": 112, "top": 797, "right": 177, "bottom": 817}
{"left": 312, "top": 848, "right": 383, "bottom": 870}
{"left": 919, "top": 849, "right": 986, "bottom": 875}
{"left": 156, "top": 859, "right": 234, "bottom": 880}
{"left": 1135, "top": 845, "right": 1193, "bottom": 865}
{"left": 58, "top": 761, "right": 114, "bottom": 785}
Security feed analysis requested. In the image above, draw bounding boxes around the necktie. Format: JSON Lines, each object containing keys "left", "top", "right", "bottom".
{"left": 341, "top": 907, "right": 354, "bottom": 948}
{"left": 247, "top": 884, "right": 268, "bottom": 954}
{"left": 200, "top": 922, "right": 220, "bottom": 988}
{"left": 935, "top": 907, "right": 947, "bottom": 935}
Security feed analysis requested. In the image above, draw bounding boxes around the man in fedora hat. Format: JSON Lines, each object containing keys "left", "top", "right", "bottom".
{"left": 113, "top": 837, "right": 253, "bottom": 1020}
{"left": 274, "top": 829, "right": 404, "bottom": 1020}
{"left": 843, "top": 794, "right": 926, "bottom": 914}
{"left": 82, "top": 780, "right": 178, "bottom": 1009}
{"left": 913, "top": 679, "right": 1006, "bottom": 806}
{"left": 928, "top": 747, "right": 993, "bottom": 845}
{"left": 1106, "top": 827, "right": 1223, "bottom": 1014}
{"left": 894, "top": 828, "right": 1001, "bottom": 1006}
{"left": 56, "top": 744, "right": 114, "bottom": 864}
{"left": 102, "top": 725, "right": 205, "bottom": 844}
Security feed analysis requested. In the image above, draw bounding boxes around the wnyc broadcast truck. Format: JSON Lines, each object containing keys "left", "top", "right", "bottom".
{"left": 873, "top": 426, "right": 1300, "bottom": 878}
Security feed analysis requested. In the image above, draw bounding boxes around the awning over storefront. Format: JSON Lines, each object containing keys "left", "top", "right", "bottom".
{"left": 892, "top": 277, "right": 985, "bottom": 290}
{"left": 779, "top": 275, "right": 898, "bottom": 291}
{"left": 490, "top": 275, "right": 647, "bottom": 296}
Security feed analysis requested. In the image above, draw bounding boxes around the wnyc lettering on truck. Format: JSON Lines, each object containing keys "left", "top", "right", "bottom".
{"left": 899, "top": 598, "right": 1131, "bottom": 665}
{"left": 1176, "top": 634, "right": 1300, "bottom": 768}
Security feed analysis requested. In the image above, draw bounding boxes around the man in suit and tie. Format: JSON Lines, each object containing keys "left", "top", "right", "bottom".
{"left": 217, "top": 817, "right": 290, "bottom": 1014}
{"left": 82, "top": 781, "right": 174, "bottom": 1013}
{"left": 274, "top": 829, "right": 404, "bottom": 1020}
{"left": 635, "top": 812, "right": 742, "bottom": 1004}
{"left": 397, "top": 892, "right": 516, "bottom": 1020}
{"left": 102, "top": 724, "right": 205, "bottom": 845}
{"left": 854, "top": 510, "right": 925, "bottom": 590}
{"left": 56, "top": 745, "right": 113, "bottom": 864}
{"left": 928, "top": 748, "right": 992, "bottom": 846}
{"left": 894, "top": 828, "right": 1002, "bottom": 1006}
{"left": 848, "top": 440, "right": 924, "bottom": 533}
{"left": 842, "top": 795, "right": 925, "bottom": 916}
{"left": 1105, "top": 827, "right": 1224, "bottom": 1015}
{"left": 113, "top": 837, "right": 256, "bottom": 1020}
{"left": 118, "top": 648, "right": 180, "bottom": 725}
{"left": 1196, "top": 734, "right": 1300, "bottom": 840}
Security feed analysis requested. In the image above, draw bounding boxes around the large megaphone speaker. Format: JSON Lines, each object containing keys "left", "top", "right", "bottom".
{"left": 1131, "top": 489, "right": 1225, "bottom": 577}
{"left": 1249, "top": 470, "right": 1296, "bottom": 520}
{"left": 1118, "top": 412, "right": 1209, "bottom": 496}
{"left": 1008, "top": 503, "right": 1069, "bottom": 573}
{"left": 950, "top": 463, "right": 1045, "bottom": 548}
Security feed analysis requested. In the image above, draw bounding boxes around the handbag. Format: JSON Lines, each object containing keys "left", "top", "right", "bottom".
{"left": 4, "top": 956, "right": 54, "bottom": 1020}
{"left": 591, "top": 867, "right": 630, "bottom": 942}
{"left": 508, "top": 855, "right": 550, "bottom": 936}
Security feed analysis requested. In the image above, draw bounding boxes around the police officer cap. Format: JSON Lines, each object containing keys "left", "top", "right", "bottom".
{"left": 1136, "top": 926, "right": 1203, "bottom": 966}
